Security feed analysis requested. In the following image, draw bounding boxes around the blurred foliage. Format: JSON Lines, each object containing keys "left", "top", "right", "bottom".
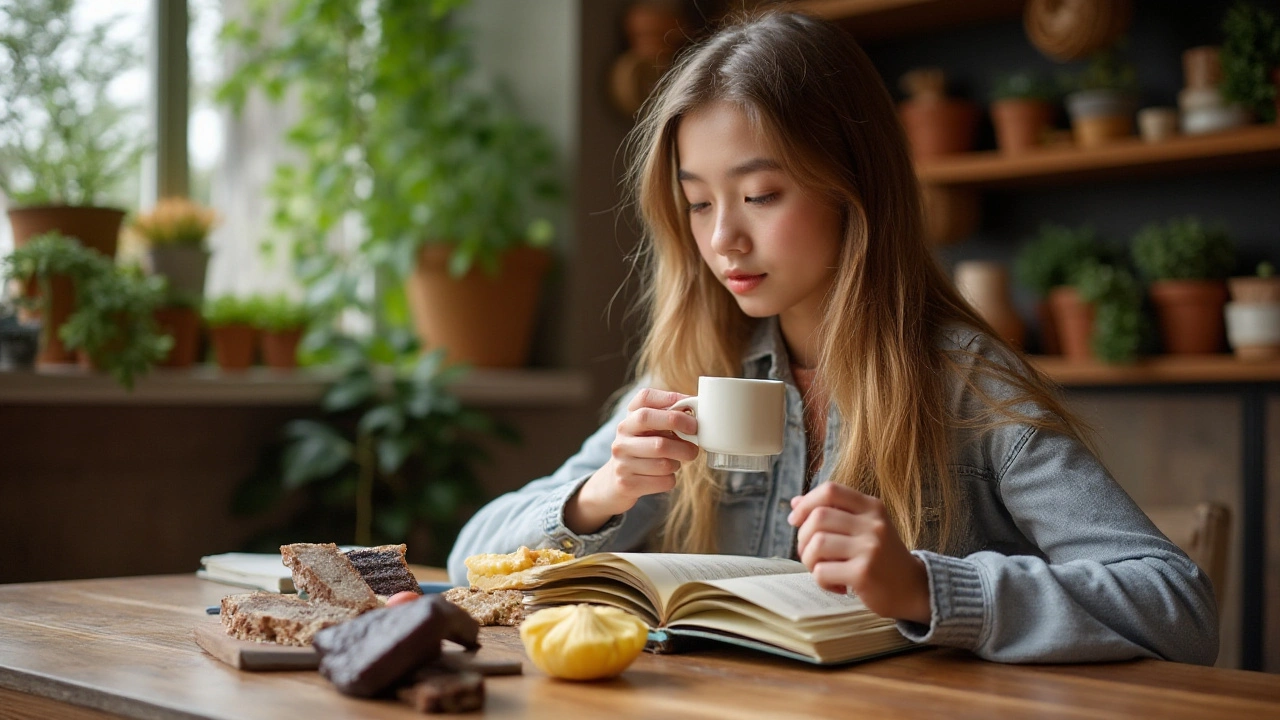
{"left": 1221, "top": 1, "right": 1280, "bottom": 123}
{"left": 1131, "top": 216, "right": 1236, "bottom": 282}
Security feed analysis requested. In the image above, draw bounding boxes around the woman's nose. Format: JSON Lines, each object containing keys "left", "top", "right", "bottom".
{"left": 709, "top": 207, "right": 750, "bottom": 255}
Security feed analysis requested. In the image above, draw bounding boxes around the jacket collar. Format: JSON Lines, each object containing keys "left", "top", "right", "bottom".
{"left": 742, "top": 316, "right": 788, "bottom": 381}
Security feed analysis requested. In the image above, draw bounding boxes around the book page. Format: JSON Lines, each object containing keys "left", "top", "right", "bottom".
{"left": 678, "top": 571, "right": 869, "bottom": 622}
{"left": 613, "top": 553, "right": 806, "bottom": 616}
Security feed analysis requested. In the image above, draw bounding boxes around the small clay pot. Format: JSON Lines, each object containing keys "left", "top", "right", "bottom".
{"left": 991, "top": 99, "right": 1055, "bottom": 154}
{"left": 1148, "top": 280, "right": 1228, "bottom": 354}
{"left": 899, "top": 98, "right": 979, "bottom": 160}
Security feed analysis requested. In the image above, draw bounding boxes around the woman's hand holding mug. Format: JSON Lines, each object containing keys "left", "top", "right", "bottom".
{"left": 566, "top": 388, "right": 700, "bottom": 534}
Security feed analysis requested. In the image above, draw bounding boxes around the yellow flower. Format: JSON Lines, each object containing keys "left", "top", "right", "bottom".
{"left": 131, "top": 197, "right": 218, "bottom": 248}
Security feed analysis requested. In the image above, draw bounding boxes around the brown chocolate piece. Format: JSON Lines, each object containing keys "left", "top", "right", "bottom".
{"left": 397, "top": 670, "right": 484, "bottom": 714}
{"left": 313, "top": 595, "right": 479, "bottom": 697}
{"left": 345, "top": 544, "right": 421, "bottom": 596}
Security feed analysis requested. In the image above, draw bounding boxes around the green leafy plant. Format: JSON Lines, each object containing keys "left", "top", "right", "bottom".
{"left": 1064, "top": 46, "right": 1138, "bottom": 93}
{"left": 0, "top": 0, "right": 148, "bottom": 206}
{"left": 3, "top": 232, "right": 171, "bottom": 388}
{"left": 256, "top": 295, "right": 308, "bottom": 332}
{"left": 1131, "top": 217, "right": 1236, "bottom": 282}
{"left": 991, "top": 71, "right": 1060, "bottom": 102}
{"left": 1074, "top": 258, "right": 1147, "bottom": 364}
{"left": 1221, "top": 1, "right": 1280, "bottom": 123}
{"left": 203, "top": 295, "right": 261, "bottom": 327}
{"left": 1014, "top": 223, "right": 1112, "bottom": 297}
{"left": 1258, "top": 260, "right": 1276, "bottom": 278}
{"left": 233, "top": 333, "right": 516, "bottom": 565}
{"left": 217, "top": 0, "right": 562, "bottom": 345}
{"left": 59, "top": 267, "right": 172, "bottom": 389}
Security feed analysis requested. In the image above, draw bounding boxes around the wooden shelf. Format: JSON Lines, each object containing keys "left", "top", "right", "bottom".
{"left": 1029, "top": 354, "right": 1280, "bottom": 387}
{"left": 788, "top": 0, "right": 1025, "bottom": 41}
{"left": 0, "top": 365, "right": 591, "bottom": 407}
{"left": 917, "top": 125, "right": 1280, "bottom": 189}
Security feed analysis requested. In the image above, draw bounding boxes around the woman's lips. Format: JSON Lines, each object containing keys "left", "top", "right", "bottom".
{"left": 725, "top": 273, "right": 766, "bottom": 293}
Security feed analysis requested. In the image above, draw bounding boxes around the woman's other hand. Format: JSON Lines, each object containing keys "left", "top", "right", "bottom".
{"left": 565, "top": 388, "right": 700, "bottom": 534}
{"left": 788, "top": 483, "right": 932, "bottom": 624}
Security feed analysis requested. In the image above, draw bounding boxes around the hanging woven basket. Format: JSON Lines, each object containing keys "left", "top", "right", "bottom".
{"left": 1024, "top": 0, "right": 1132, "bottom": 61}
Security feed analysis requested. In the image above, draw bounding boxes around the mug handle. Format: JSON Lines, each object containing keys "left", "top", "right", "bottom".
{"left": 669, "top": 396, "right": 699, "bottom": 445}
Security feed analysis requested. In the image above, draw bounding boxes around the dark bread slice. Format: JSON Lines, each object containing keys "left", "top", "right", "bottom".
{"left": 345, "top": 544, "right": 421, "bottom": 596}
{"left": 281, "top": 542, "right": 379, "bottom": 611}
{"left": 220, "top": 592, "right": 360, "bottom": 647}
{"left": 314, "top": 595, "right": 479, "bottom": 698}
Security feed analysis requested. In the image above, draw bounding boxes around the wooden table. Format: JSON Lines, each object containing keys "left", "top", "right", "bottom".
{"left": 2, "top": 575, "right": 1278, "bottom": 719}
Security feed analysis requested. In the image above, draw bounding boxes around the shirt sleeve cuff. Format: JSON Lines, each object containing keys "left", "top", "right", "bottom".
{"left": 895, "top": 550, "right": 988, "bottom": 650}
{"left": 539, "top": 472, "right": 625, "bottom": 556}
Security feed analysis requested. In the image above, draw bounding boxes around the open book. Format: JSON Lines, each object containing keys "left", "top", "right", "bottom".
{"left": 523, "top": 553, "right": 914, "bottom": 665}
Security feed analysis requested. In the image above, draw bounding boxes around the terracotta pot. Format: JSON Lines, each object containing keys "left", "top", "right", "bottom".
{"left": 1182, "top": 46, "right": 1222, "bottom": 90}
{"left": 1148, "top": 280, "right": 1228, "bottom": 355}
{"left": 7, "top": 205, "right": 124, "bottom": 257}
{"left": 1065, "top": 90, "right": 1134, "bottom": 148}
{"left": 261, "top": 328, "right": 303, "bottom": 370}
{"left": 406, "top": 245, "right": 551, "bottom": 368}
{"left": 209, "top": 324, "right": 257, "bottom": 371}
{"left": 990, "top": 99, "right": 1054, "bottom": 155}
{"left": 9, "top": 206, "right": 125, "bottom": 364}
{"left": 1228, "top": 276, "right": 1280, "bottom": 304}
{"left": 898, "top": 98, "right": 980, "bottom": 160}
{"left": 154, "top": 306, "right": 202, "bottom": 368}
{"left": 1048, "top": 286, "right": 1095, "bottom": 361}
{"left": 1036, "top": 300, "right": 1062, "bottom": 355}
{"left": 954, "top": 261, "right": 1026, "bottom": 349}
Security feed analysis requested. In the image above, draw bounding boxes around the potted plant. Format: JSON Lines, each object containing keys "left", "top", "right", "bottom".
{"left": 1220, "top": 1, "right": 1280, "bottom": 125}
{"left": 1225, "top": 261, "right": 1280, "bottom": 359}
{"left": 2, "top": 231, "right": 109, "bottom": 364}
{"left": 1131, "top": 216, "right": 1236, "bottom": 354}
{"left": 1014, "top": 223, "right": 1112, "bottom": 357}
{"left": 218, "top": 0, "right": 562, "bottom": 368}
{"left": 204, "top": 295, "right": 259, "bottom": 371}
{"left": 1071, "top": 258, "right": 1147, "bottom": 364}
{"left": 131, "top": 198, "right": 218, "bottom": 368}
{"left": 59, "top": 266, "right": 172, "bottom": 390}
{"left": 0, "top": 0, "right": 146, "bottom": 258}
{"left": 256, "top": 295, "right": 308, "bottom": 370}
{"left": 1063, "top": 46, "right": 1138, "bottom": 148}
{"left": 231, "top": 335, "right": 515, "bottom": 566}
{"left": 898, "top": 67, "right": 980, "bottom": 160}
{"left": 990, "top": 71, "right": 1059, "bottom": 155}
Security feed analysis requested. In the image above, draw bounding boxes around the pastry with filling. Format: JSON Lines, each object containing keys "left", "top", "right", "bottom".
{"left": 281, "top": 542, "right": 379, "bottom": 611}
{"left": 463, "top": 546, "right": 574, "bottom": 592}
{"left": 220, "top": 592, "right": 360, "bottom": 646}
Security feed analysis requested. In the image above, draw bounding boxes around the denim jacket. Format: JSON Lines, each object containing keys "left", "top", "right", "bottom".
{"left": 448, "top": 317, "right": 1219, "bottom": 665}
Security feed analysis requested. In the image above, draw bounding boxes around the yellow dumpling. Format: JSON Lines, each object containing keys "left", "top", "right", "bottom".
{"left": 519, "top": 604, "right": 649, "bottom": 681}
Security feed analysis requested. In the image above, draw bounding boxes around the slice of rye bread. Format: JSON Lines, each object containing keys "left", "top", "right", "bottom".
{"left": 442, "top": 587, "right": 526, "bottom": 627}
{"left": 344, "top": 544, "right": 421, "bottom": 596}
{"left": 220, "top": 592, "right": 361, "bottom": 646}
{"left": 281, "top": 543, "right": 379, "bottom": 611}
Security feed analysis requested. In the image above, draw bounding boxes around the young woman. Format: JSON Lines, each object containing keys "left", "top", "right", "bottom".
{"left": 447, "top": 11, "right": 1217, "bottom": 665}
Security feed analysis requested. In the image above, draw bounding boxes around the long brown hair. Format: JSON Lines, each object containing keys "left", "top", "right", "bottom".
{"left": 623, "top": 11, "right": 1087, "bottom": 554}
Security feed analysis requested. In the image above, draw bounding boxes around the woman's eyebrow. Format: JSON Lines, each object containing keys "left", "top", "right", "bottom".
{"left": 677, "top": 157, "right": 782, "bottom": 182}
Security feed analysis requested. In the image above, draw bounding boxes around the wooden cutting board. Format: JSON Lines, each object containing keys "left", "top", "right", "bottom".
{"left": 194, "top": 621, "right": 523, "bottom": 674}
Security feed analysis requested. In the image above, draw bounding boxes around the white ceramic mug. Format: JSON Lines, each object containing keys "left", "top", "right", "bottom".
{"left": 669, "top": 377, "right": 785, "bottom": 472}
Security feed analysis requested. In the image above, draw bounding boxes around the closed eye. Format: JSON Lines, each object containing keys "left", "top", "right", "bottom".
{"left": 746, "top": 193, "right": 778, "bottom": 206}
{"left": 687, "top": 201, "right": 710, "bottom": 214}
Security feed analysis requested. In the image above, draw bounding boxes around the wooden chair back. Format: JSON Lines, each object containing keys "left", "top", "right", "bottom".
{"left": 1144, "top": 502, "right": 1231, "bottom": 606}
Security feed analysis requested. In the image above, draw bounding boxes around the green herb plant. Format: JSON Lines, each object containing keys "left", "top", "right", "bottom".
{"left": 1014, "top": 223, "right": 1112, "bottom": 297}
{"left": 0, "top": 0, "right": 147, "bottom": 206}
{"left": 1131, "top": 216, "right": 1236, "bottom": 282}
{"left": 256, "top": 295, "right": 308, "bottom": 333}
{"left": 203, "top": 295, "right": 261, "bottom": 328}
{"left": 233, "top": 333, "right": 515, "bottom": 565}
{"left": 3, "top": 232, "right": 170, "bottom": 388}
{"left": 217, "top": 0, "right": 561, "bottom": 351}
{"left": 991, "top": 71, "right": 1059, "bottom": 102}
{"left": 1064, "top": 45, "right": 1138, "bottom": 94}
{"left": 1073, "top": 258, "right": 1147, "bottom": 364}
{"left": 1221, "top": 1, "right": 1280, "bottom": 123}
